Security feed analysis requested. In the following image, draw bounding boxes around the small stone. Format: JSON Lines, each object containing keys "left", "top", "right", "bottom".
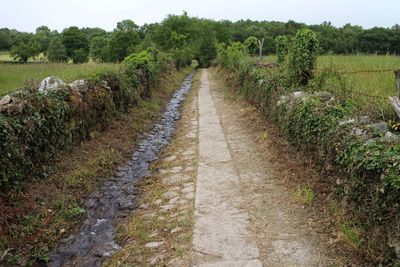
{"left": 154, "top": 199, "right": 162, "bottom": 205}
{"left": 165, "top": 155, "right": 177, "bottom": 162}
{"left": 182, "top": 150, "right": 195, "bottom": 157}
{"left": 359, "top": 116, "right": 371, "bottom": 124}
{"left": 339, "top": 118, "right": 356, "bottom": 126}
{"left": 168, "top": 257, "right": 184, "bottom": 266}
{"left": 139, "top": 204, "right": 149, "bottom": 210}
{"left": 383, "top": 131, "right": 400, "bottom": 143}
{"left": 184, "top": 166, "right": 195, "bottom": 172}
{"left": 0, "top": 95, "right": 12, "bottom": 106}
{"left": 176, "top": 199, "right": 188, "bottom": 206}
{"left": 182, "top": 186, "right": 194, "bottom": 194}
{"left": 185, "top": 192, "right": 195, "bottom": 200}
{"left": 186, "top": 132, "right": 197, "bottom": 139}
{"left": 170, "top": 166, "right": 183, "bottom": 174}
{"left": 158, "top": 216, "right": 165, "bottom": 221}
{"left": 164, "top": 191, "right": 178, "bottom": 199}
{"left": 368, "top": 122, "right": 389, "bottom": 132}
{"left": 150, "top": 254, "right": 165, "bottom": 265}
{"left": 160, "top": 204, "right": 174, "bottom": 212}
{"left": 148, "top": 231, "right": 158, "bottom": 238}
{"left": 183, "top": 182, "right": 194, "bottom": 188}
{"left": 145, "top": 241, "right": 164, "bottom": 249}
{"left": 143, "top": 212, "right": 156, "bottom": 218}
{"left": 170, "top": 226, "right": 181, "bottom": 234}
{"left": 163, "top": 174, "right": 190, "bottom": 185}
{"left": 169, "top": 197, "right": 180, "bottom": 204}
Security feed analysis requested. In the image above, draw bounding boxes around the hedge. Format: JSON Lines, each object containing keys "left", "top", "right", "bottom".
{"left": 0, "top": 48, "right": 172, "bottom": 192}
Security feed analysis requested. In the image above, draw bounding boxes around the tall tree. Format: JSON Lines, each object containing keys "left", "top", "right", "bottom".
{"left": 108, "top": 20, "right": 140, "bottom": 62}
{"left": 61, "top": 26, "right": 89, "bottom": 63}
{"left": 47, "top": 37, "right": 68, "bottom": 62}
{"left": 10, "top": 33, "right": 40, "bottom": 62}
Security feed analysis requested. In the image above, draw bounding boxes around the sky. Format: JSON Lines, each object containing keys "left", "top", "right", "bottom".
{"left": 1, "top": 0, "right": 399, "bottom": 32}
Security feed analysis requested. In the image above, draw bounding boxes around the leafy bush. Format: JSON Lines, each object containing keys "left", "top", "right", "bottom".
{"left": 244, "top": 36, "right": 259, "bottom": 56}
{"left": 123, "top": 48, "right": 169, "bottom": 99}
{"left": 275, "top": 35, "right": 291, "bottom": 64}
{"left": 285, "top": 29, "right": 320, "bottom": 86}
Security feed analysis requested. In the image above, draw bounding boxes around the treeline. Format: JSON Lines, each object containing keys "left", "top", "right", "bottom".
{"left": 2, "top": 14, "right": 400, "bottom": 64}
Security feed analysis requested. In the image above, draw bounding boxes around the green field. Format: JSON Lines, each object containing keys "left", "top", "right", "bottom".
{"left": 0, "top": 62, "right": 119, "bottom": 96}
{"left": 263, "top": 54, "right": 400, "bottom": 114}
{"left": 0, "top": 51, "right": 13, "bottom": 62}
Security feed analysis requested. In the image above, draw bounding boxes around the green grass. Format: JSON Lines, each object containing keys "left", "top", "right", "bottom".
{"left": 294, "top": 185, "right": 315, "bottom": 205}
{"left": 0, "top": 62, "right": 119, "bottom": 96}
{"left": 316, "top": 55, "right": 400, "bottom": 115}
{"left": 0, "top": 51, "right": 13, "bottom": 62}
{"left": 263, "top": 54, "right": 400, "bottom": 115}
{"left": 0, "top": 51, "right": 47, "bottom": 63}
{"left": 340, "top": 221, "right": 363, "bottom": 248}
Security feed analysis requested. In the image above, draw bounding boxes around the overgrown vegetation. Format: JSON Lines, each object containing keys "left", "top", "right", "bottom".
{"left": 0, "top": 64, "right": 192, "bottom": 266}
{"left": 216, "top": 28, "right": 400, "bottom": 265}
{"left": 0, "top": 48, "right": 181, "bottom": 192}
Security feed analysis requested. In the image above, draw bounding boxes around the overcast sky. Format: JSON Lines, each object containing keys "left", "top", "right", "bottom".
{"left": 1, "top": 0, "right": 399, "bottom": 32}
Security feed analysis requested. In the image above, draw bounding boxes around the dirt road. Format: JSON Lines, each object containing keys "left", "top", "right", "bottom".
{"left": 192, "top": 69, "right": 335, "bottom": 266}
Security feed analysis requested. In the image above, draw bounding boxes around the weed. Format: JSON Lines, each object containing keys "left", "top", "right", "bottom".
{"left": 340, "top": 221, "right": 362, "bottom": 248}
{"left": 295, "top": 185, "right": 315, "bottom": 205}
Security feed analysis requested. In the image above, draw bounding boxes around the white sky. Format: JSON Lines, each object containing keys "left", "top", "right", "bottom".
{"left": 1, "top": 0, "right": 399, "bottom": 32}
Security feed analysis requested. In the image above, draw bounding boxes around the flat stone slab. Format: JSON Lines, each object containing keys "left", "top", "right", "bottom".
{"left": 193, "top": 70, "right": 260, "bottom": 265}
{"left": 197, "top": 259, "right": 262, "bottom": 267}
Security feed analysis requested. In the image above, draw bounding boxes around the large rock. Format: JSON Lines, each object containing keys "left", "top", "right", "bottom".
{"left": 38, "top": 76, "right": 65, "bottom": 94}
{"left": 277, "top": 91, "right": 334, "bottom": 112}
{"left": 383, "top": 131, "right": 400, "bottom": 143}
{"left": 367, "top": 122, "right": 389, "bottom": 132}
{"left": 69, "top": 79, "right": 90, "bottom": 92}
{"left": 0, "top": 95, "right": 12, "bottom": 106}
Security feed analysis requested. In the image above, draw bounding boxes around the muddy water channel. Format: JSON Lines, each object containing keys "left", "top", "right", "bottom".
{"left": 48, "top": 73, "right": 194, "bottom": 267}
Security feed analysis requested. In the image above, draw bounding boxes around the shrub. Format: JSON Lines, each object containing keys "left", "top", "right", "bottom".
{"left": 285, "top": 29, "right": 320, "bottom": 86}
{"left": 244, "top": 36, "right": 259, "bottom": 56}
{"left": 275, "top": 35, "right": 291, "bottom": 64}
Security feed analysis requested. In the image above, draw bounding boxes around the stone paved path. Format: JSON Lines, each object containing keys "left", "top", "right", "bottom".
{"left": 193, "top": 70, "right": 262, "bottom": 267}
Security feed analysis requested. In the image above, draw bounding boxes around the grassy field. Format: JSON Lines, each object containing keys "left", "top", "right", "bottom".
{"left": 263, "top": 54, "right": 400, "bottom": 115}
{"left": 0, "top": 62, "right": 120, "bottom": 96}
{"left": 0, "top": 51, "right": 13, "bottom": 62}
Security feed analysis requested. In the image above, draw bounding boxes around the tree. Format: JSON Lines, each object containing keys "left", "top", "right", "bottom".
{"left": 244, "top": 36, "right": 258, "bottom": 56}
{"left": 71, "top": 48, "right": 89, "bottom": 63}
{"left": 35, "top": 26, "right": 52, "bottom": 53}
{"left": 47, "top": 37, "right": 68, "bottom": 62}
{"left": 0, "top": 28, "right": 13, "bottom": 51}
{"left": 61, "top": 26, "right": 89, "bottom": 63}
{"left": 10, "top": 33, "right": 40, "bottom": 62}
{"left": 108, "top": 20, "right": 140, "bottom": 62}
{"left": 116, "top": 19, "right": 139, "bottom": 32}
{"left": 90, "top": 36, "right": 109, "bottom": 62}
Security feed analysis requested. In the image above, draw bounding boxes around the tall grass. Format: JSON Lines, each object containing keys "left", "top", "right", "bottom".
{"left": 0, "top": 62, "right": 119, "bottom": 96}
{"left": 317, "top": 55, "right": 400, "bottom": 115}
{"left": 263, "top": 54, "right": 400, "bottom": 115}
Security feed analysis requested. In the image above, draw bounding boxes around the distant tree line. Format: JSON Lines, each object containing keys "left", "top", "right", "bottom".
{"left": 2, "top": 15, "right": 400, "bottom": 65}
